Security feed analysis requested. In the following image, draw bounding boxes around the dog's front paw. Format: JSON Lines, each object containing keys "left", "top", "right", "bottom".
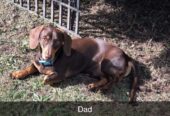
{"left": 43, "top": 73, "right": 58, "bottom": 85}
{"left": 10, "top": 71, "right": 26, "bottom": 79}
{"left": 43, "top": 75, "right": 51, "bottom": 85}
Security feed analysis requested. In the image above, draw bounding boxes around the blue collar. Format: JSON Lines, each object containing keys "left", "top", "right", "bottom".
{"left": 38, "top": 47, "right": 63, "bottom": 67}
{"left": 38, "top": 60, "right": 53, "bottom": 66}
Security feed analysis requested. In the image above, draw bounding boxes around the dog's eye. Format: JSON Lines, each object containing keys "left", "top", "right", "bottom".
{"left": 42, "top": 36, "right": 50, "bottom": 41}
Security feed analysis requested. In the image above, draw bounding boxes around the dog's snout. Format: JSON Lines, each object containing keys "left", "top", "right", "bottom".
{"left": 44, "top": 51, "right": 52, "bottom": 60}
{"left": 42, "top": 47, "right": 53, "bottom": 60}
{"left": 44, "top": 55, "right": 52, "bottom": 60}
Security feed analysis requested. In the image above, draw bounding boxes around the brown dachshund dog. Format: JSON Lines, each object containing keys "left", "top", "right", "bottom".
{"left": 10, "top": 25, "right": 138, "bottom": 103}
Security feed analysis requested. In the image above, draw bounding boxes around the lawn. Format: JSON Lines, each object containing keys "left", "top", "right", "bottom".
{"left": 0, "top": 0, "right": 170, "bottom": 115}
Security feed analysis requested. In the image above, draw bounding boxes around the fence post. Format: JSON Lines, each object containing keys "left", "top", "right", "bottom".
{"left": 43, "top": 0, "right": 46, "bottom": 17}
{"left": 27, "top": 0, "right": 30, "bottom": 10}
{"left": 19, "top": 0, "right": 22, "bottom": 6}
{"left": 51, "top": 0, "right": 54, "bottom": 22}
{"left": 35, "top": 0, "right": 38, "bottom": 13}
{"left": 59, "top": 0, "right": 62, "bottom": 26}
{"left": 67, "top": 0, "right": 71, "bottom": 30}
{"left": 75, "top": 0, "right": 80, "bottom": 34}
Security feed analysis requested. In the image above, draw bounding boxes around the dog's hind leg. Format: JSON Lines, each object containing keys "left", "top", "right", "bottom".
{"left": 128, "top": 61, "right": 138, "bottom": 103}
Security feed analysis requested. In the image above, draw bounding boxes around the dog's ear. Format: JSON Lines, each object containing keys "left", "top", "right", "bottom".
{"left": 62, "top": 32, "right": 72, "bottom": 56}
{"left": 29, "top": 25, "right": 44, "bottom": 49}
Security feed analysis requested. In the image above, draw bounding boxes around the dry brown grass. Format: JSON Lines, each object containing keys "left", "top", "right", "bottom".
{"left": 0, "top": 0, "right": 170, "bottom": 115}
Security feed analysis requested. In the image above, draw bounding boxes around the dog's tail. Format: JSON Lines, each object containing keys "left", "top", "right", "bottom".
{"left": 126, "top": 56, "right": 138, "bottom": 103}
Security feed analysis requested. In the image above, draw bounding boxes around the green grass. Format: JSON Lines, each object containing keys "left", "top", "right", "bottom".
{"left": 0, "top": 0, "right": 170, "bottom": 115}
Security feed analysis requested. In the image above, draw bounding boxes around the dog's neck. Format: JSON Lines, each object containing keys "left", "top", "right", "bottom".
{"left": 38, "top": 47, "right": 63, "bottom": 67}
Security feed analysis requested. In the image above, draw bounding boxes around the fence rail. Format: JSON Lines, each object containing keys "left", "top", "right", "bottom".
{"left": 13, "top": 0, "right": 80, "bottom": 36}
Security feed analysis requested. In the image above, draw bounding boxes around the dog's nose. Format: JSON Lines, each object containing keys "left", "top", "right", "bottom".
{"left": 44, "top": 55, "right": 52, "bottom": 60}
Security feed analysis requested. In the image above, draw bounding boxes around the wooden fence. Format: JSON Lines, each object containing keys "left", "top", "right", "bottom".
{"left": 13, "top": 0, "right": 80, "bottom": 36}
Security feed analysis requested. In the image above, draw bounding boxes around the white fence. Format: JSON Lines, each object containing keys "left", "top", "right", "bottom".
{"left": 13, "top": 0, "right": 80, "bottom": 36}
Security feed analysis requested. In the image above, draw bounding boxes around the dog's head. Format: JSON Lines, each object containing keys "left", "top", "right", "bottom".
{"left": 29, "top": 25, "right": 72, "bottom": 60}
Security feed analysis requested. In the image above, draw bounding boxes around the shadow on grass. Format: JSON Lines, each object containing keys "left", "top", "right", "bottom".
{"left": 152, "top": 47, "right": 170, "bottom": 69}
{"left": 49, "top": 59, "right": 151, "bottom": 101}
{"left": 80, "top": 0, "right": 170, "bottom": 42}
{"left": 151, "top": 46, "right": 170, "bottom": 83}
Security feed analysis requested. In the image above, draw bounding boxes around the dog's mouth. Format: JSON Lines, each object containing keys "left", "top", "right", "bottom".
{"left": 39, "top": 53, "right": 57, "bottom": 66}
{"left": 39, "top": 47, "right": 62, "bottom": 66}
{"left": 41, "top": 51, "right": 56, "bottom": 61}
{"left": 40, "top": 57, "right": 52, "bottom": 60}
